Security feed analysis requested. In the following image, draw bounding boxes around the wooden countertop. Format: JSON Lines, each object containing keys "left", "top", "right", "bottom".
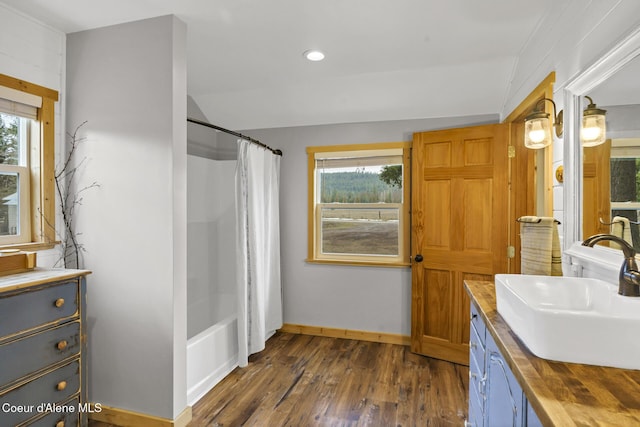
{"left": 0, "top": 268, "right": 91, "bottom": 293}
{"left": 465, "top": 280, "right": 640, "bottom": 427}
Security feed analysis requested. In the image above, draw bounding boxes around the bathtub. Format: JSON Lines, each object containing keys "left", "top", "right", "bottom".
{"left": 187, "top": 312, "right": 239, "bottom": 405}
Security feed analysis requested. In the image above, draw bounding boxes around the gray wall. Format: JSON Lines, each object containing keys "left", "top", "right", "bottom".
{"left": 187, "top": 96, "right": 237, "bottom": 160}
{"left": 606, "top": 104, "right": 640, "bottom": 138}
{"left": 243, "top": 114, "right": 497, "bottom": 336}
{"left": 66, "top": 15, "right": 188, "bottom": 420}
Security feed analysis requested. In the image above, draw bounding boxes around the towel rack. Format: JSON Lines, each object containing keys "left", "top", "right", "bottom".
{"left": 600, "top": 217, "right": 640, "bottom": 226}
{"left": 516, "top": 217, "right": 561, "bottom": 224}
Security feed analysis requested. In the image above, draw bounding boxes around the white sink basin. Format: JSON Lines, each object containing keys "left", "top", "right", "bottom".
{"left": 495, "top": 274, "right": 640, "bottom": 370}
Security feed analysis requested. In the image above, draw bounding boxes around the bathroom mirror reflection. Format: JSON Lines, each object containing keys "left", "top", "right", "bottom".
{"left": 582, "top": 53, "right": 640, "bottom": 251}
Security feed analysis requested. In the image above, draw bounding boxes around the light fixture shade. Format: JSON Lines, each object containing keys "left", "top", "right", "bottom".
{"left": 581, "top": 113, "right": 606, "bottom": 147}
{"left": 581, "top": 96, "right": 607, "bottom": 147}
{"left": 524, "top": 115, "right": 552, "bottom": 149}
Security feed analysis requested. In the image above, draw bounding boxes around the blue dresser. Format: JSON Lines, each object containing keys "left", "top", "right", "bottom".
{"left": 0, "top": 269, "right": 90, "bottom": 427}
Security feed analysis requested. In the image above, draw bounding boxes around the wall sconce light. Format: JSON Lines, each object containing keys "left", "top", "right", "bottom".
{"left": 524, "top": 98, "right": 563, "bottom": 149}
{"left": 581, "top": 96, "right": 607, "bottom": 147}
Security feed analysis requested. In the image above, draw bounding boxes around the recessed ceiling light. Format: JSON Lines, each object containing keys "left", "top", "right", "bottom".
{"left": 304, "top": 50, "right": 325, "bottom": 61}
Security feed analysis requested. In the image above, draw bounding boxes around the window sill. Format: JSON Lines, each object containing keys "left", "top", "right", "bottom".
{"left": 305, "top": 258, "right": 411, "bottom": 268}
{"left": 0, "top": 241, "right": 58, "bottom": 252}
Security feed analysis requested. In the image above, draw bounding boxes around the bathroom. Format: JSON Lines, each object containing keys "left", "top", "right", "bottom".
{"left": 1, "top": 1, "right": 640, "bottom": 425}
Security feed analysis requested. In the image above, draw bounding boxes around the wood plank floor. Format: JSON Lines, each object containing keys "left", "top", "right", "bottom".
{"left": 190, "top": 332, "right": 468, "bottom": 426}
{"left": 90, "top": 332, "right": 469, "bottom": 426}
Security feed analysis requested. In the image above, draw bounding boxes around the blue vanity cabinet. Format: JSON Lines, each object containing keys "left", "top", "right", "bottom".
{"left": 485, "top": 331, "right": 525, "bottom": 426}
{"left": 468, "top": 301, "right": 543, "bottom": 427}
{"left": 0, "top": 270, "right": 89, "bottom": 427}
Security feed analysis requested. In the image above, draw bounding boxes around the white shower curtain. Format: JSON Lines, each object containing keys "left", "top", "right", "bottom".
{"left": 235, "top": 138, "right": 283, "bottom": 367}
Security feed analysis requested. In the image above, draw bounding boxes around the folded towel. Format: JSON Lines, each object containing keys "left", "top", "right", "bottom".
{"left": 611, "top": 216, "right": 633, "bottom": 249}
{"left": 519, "top": 216, "right": 562, "bottom": 276}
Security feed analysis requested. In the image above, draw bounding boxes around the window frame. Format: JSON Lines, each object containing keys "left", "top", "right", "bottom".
{"left": 306, "top": 141, "right": 411, "bottom": 267}
{"left": 0, "top": 73, "right": 58, "bottom": 250}
{"left": 0, "top": 114, "right": 30, "bottom": 243}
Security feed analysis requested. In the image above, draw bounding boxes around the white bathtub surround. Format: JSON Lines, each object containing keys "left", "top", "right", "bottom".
{"left": 187, "top": 156, "right": 237, "bottom": 339}
{"left": 235, "top": 139, "right": 283, "bottom": 367}
{"left": 186, "top": 155, "right": 239, "bottom": 402}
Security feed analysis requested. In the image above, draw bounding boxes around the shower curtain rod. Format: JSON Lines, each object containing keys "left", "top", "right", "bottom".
{"left": 187, "top": 117, "right": 282, "bottom": 156}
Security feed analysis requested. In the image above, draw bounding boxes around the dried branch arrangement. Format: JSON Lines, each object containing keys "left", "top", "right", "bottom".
{"left": 54, "top": 121, "right": 99, "bottom": 268}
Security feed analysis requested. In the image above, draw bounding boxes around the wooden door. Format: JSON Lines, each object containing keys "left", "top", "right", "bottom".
{"left": 583, "top": 140, "right": 612, "bottom": 238}
{"left": 411, "top": 124, "right": 509, "bottom": 365}
{"left": 509, "top": 119, "right": 539, "bottom": 273}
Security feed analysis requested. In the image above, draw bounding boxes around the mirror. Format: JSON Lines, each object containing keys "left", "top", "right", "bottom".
{"left": 582, "top": 57, "right": 640, "bottom": 250}
{"left": 563, "top": 26, "right": 640, "bottom": 251}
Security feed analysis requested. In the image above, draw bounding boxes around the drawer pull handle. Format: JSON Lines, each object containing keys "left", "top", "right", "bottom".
{"left": 56, "top": 380, "right": 67, "bottom": 391}
{"left": 56, "top": 340, "right": 68, "bottom": 351}
{"left": 56, "top": 421, "right": 65, "bottom": 427}
{"left": 54, "top": 298, "right": 65, "bottom": 308}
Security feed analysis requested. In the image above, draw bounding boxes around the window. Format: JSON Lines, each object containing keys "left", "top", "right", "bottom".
{"left": 610, "top": 139, "right": 640, "bottom": 251}
{"left": 0, "top": 113, "right": 30, "bottom": 243}
{"left": 306, "top": 142, "right": 411, "bottom": 266}
{"left": 0, "top": 74, "right": 58, "bottom": 249}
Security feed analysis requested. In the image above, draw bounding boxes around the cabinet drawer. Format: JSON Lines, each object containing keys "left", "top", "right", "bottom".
{"left": 26, "top": 396, "right": 80, "bottom": 427}
{"left": 469, "top": 350, "right": 485, "bottom": 410}
{"left": 0, "top": 321, "right": 80, "bottom": 387}
{"left": 470, "top": 319, "right": 485, "bottom": 368}
{"left": 470, "top": 302, "right": 485, "bottom": 346}
{"left": 0, "top": 281, "right": 78, "bottom": 340}
{"left": 1, "top": 361, "right": 80, "bottom": 426}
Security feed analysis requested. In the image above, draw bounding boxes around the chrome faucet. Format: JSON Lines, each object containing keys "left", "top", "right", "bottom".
{"left": 582, "top": 233, "right": 640, "bottom": 296}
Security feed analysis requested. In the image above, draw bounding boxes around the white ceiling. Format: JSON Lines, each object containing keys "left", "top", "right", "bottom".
{"left": 2, "top": 0, "right": 560, "bottom": 130}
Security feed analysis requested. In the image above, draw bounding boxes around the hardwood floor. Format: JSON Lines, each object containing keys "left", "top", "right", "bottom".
{"left": 90, "top": 332, "right": 469, "bottom": 426}
{"left": 191, "top": 332, "right": 468, "bottom": 426}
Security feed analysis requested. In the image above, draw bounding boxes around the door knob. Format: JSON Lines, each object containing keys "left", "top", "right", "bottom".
{"left": 414, "top": 254, "right": 423, "bottom": 262}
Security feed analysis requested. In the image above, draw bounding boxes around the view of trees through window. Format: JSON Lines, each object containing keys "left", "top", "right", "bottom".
{"left": 611, "top": 158, "right": 640, "bottom": 202}
{"left": 320, "top": 165, "right": 402, "bottom": 203}
{"left": 611, "top": 157, "right": 640, "bottom": 249}
{"left": 0, "top": 113, "right": 23, "bottom": 236}
{"left": 318, "top": 164, "right": 402, "bottom": 256}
